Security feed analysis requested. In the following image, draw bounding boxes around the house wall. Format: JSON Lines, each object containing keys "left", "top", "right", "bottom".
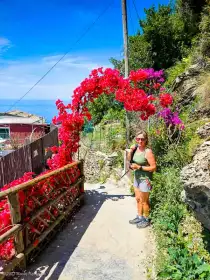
{"left": 1, "top": 124, "right": 45, "bottom": 133}
{"left": 0, "top": 124, "right": 46, "bottom": 146}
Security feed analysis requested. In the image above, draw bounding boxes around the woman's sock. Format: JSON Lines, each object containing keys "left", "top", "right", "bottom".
{"left": 138, "top": 215, "right": 143, "bottom": 219}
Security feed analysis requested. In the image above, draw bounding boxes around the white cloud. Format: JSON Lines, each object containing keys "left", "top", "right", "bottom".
{"left": 0, "top": 37, "right": 11, "bottom": 54}
{"left": 0, "top": 54, "right": 112, "bottom": 100}
{"left": 0, "top": 38, "right": 10, "bottom": 46}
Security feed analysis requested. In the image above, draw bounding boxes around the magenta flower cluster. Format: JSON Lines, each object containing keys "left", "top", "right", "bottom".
{"left": 144, "top": 68, "right": 165, "bottom": 83}
{"left": 158, "top": 108, "right": 185, "bottom": 130}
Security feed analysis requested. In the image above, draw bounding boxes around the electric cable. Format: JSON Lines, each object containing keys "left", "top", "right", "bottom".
{"left": 132, "top": 0, "right": 140, "bottom": 22}
{"left": 5, "top": 0, "right": 114, "bottom": 113}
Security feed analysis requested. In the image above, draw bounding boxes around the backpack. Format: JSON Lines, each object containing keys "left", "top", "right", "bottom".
{"left": 130, "top": 144, "right": 138, "bottom": 164}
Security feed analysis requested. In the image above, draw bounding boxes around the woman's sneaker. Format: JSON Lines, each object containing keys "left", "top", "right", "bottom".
{"left": 129, "top": 216, "right": 144, "bottom": 224}
{"left": 136, "top": 218, "right": 150, "bottom": 228}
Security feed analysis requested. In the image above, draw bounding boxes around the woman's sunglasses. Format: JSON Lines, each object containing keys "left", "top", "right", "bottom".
{"left": 136, "top": 137, "right": 145, "bottom": 141}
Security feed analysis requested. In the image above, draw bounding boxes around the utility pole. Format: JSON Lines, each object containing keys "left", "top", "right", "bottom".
{"left": 121, "top": 0, "right": 129, "bottom": 78}
{"left": 121, "top": 0, "right": 130, "bottom": 148}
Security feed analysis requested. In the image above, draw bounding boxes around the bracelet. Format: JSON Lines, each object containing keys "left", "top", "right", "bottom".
{"left": 139, "top": 165, "right": 142, "bottom": 170}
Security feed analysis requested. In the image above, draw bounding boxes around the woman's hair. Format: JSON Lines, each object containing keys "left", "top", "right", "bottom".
{"left": 135, "top": 130, "right": 148, "bottom": 145}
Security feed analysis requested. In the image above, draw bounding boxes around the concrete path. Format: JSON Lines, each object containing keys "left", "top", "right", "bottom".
{"left": 19, "top": 182, "right": 153, "bottom": 280}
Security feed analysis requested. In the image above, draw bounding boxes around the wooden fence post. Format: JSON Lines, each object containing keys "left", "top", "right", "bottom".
{"left": 7, "top": 193, "right": 26, "bottom": 269}
{"left": 123, "top": 149, "right": 132, "bottom": 182}
{"left": 78, "top": 160, "right": 84, "bottom": 194}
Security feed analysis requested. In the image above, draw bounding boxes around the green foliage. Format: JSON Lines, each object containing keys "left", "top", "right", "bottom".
{"left": 149, "top": 121, "right": 188, "bottom": 169}
{"left": 99, "top": 171, "right": 110, "bottom": 184}
{"left": 98, "top": 159, "right": 105, "bottom": 170}
{"left": 148, "top": 99, "right": 210, "bottom": 278}
{"left": 180, "top": 215, "right": 210, "bottom": 262}
{"left": 100, "top": 108, "right": 126, "bottom": 152}
{"left": 140, "top": 4, "right": 181, "bottom": 69}
{"left": 111, "top": 1, "right": 207, "bottom": 71}
{"left": 82, "top": 117, "right": 126, "bottom": 154}
{"left": 151, "top": 165, "right": 210, "bottom": 279}
{"left": 174, "top": 0, "right": 206, "bottom": 57}
{"left": 109, "top": 58, "right": 124, "bottom": 74}
{"left": 128, "top": 35, "right": 153, "bottom": 70}
{"left": 130, "top": 185, "right": 135, "bottom": 195}
{"left": 140, "top": 2, "right": 203, "bottom": 69}
{"left": 151, "top": 167, "right": 181, "bottom": 202}
{"left": 198, "top": 5, "right": 210, "bottom": 57}
{"left": 159, "top": 248, "right": 210, "bottom": 280}
{"left": 176, "top": 0, "right": 206, "bottom": 17}
{"left": 114, "top": 150, "right": 124, "bottom": 168}
{"left": 149, "top": 123, "right": 169, "bottom": 164}
{"left": 87, "top": 93, "right": 123, "bottom": 125}
{"left": 165, "top": 56, "right": 192, "bottom": 87}
{"left": 110, "top": 35, "right": 153, "bottom": 72}
{"left": 149, "top": 109, "right": 208, "bottom": 170}
{"left": 101, "top": 108, "right": 125, "bottom": 125}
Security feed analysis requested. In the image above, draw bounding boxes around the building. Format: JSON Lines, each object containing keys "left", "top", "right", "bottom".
{"left": 0, "top": 149, "right": 14, "bottom": 157}
{"left": 0, "top": 111, "right": 49, "bottom": 149}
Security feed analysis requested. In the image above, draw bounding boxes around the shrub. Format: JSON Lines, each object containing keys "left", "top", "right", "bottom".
{"left": 199, "top": 6, "right": 210, "bottom": 58}
{"left": 149, "top": 102, "right": 210, "bottom": 278}
{"left": 151, "top": 166, "right": 210, "bottom": 279}
{"left": 164, "top": 56, "right": 192, "bottom": 88}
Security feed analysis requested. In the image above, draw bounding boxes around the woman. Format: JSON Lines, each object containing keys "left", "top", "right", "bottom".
{"left": 129, "top": 130, "right": 156, "bottom": 228}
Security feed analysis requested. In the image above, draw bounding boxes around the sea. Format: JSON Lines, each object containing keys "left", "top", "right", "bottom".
{"left": 0, "top": 99, "right": 70, "bottom": 123}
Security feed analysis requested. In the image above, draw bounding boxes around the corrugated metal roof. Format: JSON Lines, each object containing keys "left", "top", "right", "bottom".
{"left": 0, "top": 116, "right": 46, "bottom": 125}
{"left": 0, "top": 110, "right": 46, "bottom": 124}
{"left": 8, "top": 110, "right": 46, "bottom": 122}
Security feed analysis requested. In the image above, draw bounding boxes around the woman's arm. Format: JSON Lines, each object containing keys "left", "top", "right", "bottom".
{"left": 143, "top": 149, "right": 156, "bottom": 172}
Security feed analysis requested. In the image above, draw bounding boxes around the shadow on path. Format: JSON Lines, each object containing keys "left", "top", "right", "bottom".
{"left": 20, "top": 185, "right": 132, "bottom": 280}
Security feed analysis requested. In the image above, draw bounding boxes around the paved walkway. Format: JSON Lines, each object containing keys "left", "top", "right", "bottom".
{"left": 20, "top": 182, "right": 153, "bottom": 280}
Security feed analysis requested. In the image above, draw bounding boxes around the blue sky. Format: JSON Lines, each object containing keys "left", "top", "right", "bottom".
{"left": 0, "top": 0, "right": 170, "bottom": 100}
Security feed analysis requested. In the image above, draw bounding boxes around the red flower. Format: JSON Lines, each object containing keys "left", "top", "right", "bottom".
{"left": 33, "top": 239, "right": 39, "bottom": 247}
{"left": 153, "top": 83, "right": 161, "bottom": 90}
{"left": 159, "top": 93, "right": 173, "bottom": 107}
{"left": 146, "top": 103, "right": 156, "bottom": 116}
{"left": 129, "top": 69, "right": 149, "bottom": 83}
{"left": 140, "top": 113, "right": 148, "bottom": 121}
{"left": 50, "top": 146, "right": 58, "bottom": 153}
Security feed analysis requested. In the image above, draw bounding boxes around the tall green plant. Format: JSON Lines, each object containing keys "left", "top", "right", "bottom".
{"left": 111, "top": 0, "right": 206, "bottom": 71}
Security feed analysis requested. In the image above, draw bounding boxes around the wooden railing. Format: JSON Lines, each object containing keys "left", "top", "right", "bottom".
{"left": 0, "top": 160, "right": 85, "bottom": 279}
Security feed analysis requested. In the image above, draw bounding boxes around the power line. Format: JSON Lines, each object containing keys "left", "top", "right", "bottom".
{"left": 132, "top": 0, "right": 140, "bottom": 22}
{"left": 5, "top": 0, "right": 114, "bottom": 113}
{"left": 127, "top": 0, "right": 135, "bottom": 34}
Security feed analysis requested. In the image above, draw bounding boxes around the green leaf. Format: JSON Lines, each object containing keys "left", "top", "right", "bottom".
{"left": 172, "top": 271, "right": 183, "bottom": 280}
{"left": 195, "top": 263, "right": 210, "bottom": 275}
{"left": 158, "top": 271, "right": 171, "bottom": 278}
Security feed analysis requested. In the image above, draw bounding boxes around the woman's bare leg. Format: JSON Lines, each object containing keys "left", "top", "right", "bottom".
{"left": 134, "top": 187, "right": 143, "bottom": 216}
{"left": 139, "top": 192, "right": 150, "bottom": 218}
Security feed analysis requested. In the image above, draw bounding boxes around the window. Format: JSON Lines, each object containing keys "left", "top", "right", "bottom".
{"left": 0, "top": 127, "right": 10, "bottom": 140}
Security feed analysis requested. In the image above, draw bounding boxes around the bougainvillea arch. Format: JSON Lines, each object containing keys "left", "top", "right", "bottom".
{"left": 0, "top": 67, "right": 184, "bottom": 260}
{"left": 49, "top": 67, "right": 183, "bottom": 169}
